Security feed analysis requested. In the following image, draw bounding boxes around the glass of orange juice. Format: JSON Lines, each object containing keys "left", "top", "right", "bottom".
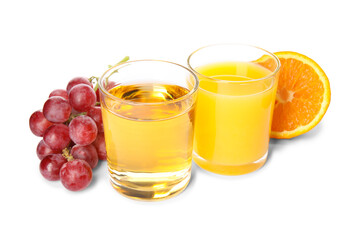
{"left": 98, "top": 60, "right": 198, "bottom": 200}
{"left": 187, "top": 44, "right": 280, "bottom": 175}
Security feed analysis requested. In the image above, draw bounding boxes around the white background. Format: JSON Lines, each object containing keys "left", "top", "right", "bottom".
{"left": 1, "top": 0, "right": 359, "bottom": 239}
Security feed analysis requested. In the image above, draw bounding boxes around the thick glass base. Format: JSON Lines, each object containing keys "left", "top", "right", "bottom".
{"left": 108, "top": 166, "right": 191, "bottom": 201}
{"left": 193, "top": 151, "right": 267, "bottom": 175}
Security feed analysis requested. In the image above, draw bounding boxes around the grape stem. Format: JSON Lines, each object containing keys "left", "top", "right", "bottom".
{"left": 65, "top": 112, "right": 87, "bottom": 125}
{"left": 89, "top": 76, "right": 99, "bottom": 91}
{"left": 107, "top": 56, "right": 130, "bottom": 69}
{"left": 62, "top": 148, "right": 74, "bottom": 162}
{"left": 90, "top": 56, "right": 130, "bottom": 92}
{"left": 105, "top": 56, "right": 130, "bottom": 85}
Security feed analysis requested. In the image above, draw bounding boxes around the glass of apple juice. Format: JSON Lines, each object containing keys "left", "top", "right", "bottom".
{"left": 188, "top": 44, "right": 280, "bottom": 175}
{"left": 98, "top": 60, "right": 199, "bottom": 201}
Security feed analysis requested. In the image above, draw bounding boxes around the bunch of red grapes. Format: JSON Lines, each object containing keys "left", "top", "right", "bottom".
{"left": 29, "top": 77, "right": 107, "bottom": 191}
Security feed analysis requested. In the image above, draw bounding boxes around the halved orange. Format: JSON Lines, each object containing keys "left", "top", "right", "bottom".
{"left": 258, "top": 51, "right": 331, "bottom": 139}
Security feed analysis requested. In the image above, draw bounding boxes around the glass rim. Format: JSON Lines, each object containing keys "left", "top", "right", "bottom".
{"left": 187, "top": 43, "right": 281, "bottom": 83}
{"left": 98, "top": 59, "right": 199, "bottom": 106}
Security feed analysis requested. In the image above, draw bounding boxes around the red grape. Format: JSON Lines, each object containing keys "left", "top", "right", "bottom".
{"left": 95, "top": 88, "right": 100, "bottom": 102}
{"left": 69, "top": 115, "right": 98, "bottom": 145}
{"left": 49, "top": 89, "right": 69, "bottom": 101}
{"left": 43, "top": 96, "right": 72, "bottom": 123}
{"left": 66, "top": 77, "right": 92, "bottom": 93}
{"left": 70, "top": 144, "right": 98, "bottom": 169}
{"left": 87, "top": 106, "right": 103, "bottom": 132}
{"left": 60, "top": 160, "right": 92, "bottom": 191}
{"left": 68, "top": 84, "right": 96, "bottom": 112}
{"left": 36, "top": 139, "right": 61, "bottom": 160}
{"left": 40, "top": 154, "right": 67, "bottom": 181}
{"left": 29, "top": 110, "right": 53, "bottom": 137}
{"left": 43, "top": 124, "right": 71, "bottom": 151}
{"left": 93, "top": 132, "right": 107, "bottom": 160}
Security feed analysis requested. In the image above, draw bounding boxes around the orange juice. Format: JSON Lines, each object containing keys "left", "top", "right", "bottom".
{"left": 193, "top": 61, "right": 278, "bottom": 175}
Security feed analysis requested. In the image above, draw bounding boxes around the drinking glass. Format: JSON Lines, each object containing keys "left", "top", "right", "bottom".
{"left": 187, "top": 44, "right": 280, "bottom": 175}
{"left": 99, "top": 60, "right": 198, "bottom": 200}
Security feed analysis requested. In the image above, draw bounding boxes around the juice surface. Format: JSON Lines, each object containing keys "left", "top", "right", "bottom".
{"left": 194, "top": 61, "right": 277, "bottom": 175}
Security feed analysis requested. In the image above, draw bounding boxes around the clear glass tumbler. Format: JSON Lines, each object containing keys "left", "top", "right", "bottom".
{"left": 188, "top": 44, "right": 280, "bottom": 175}
{"left": 98, "top": 60, "right": 198, "bottom": 201}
